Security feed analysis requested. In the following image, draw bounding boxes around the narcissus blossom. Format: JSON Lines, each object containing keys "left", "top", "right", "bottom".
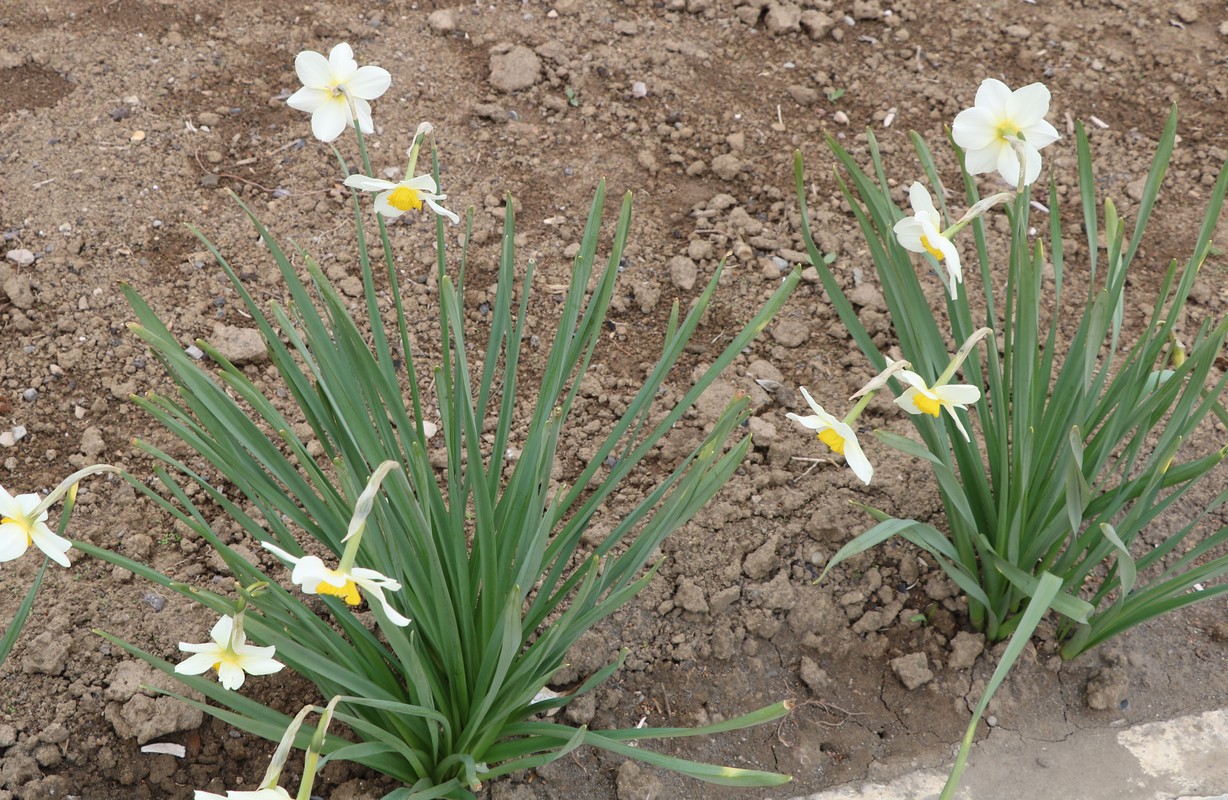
{"left": 952, "top": 79, "right": 1059, "bottom": 187}
{"left": 786, "top": 387, "right": 873, "bottom": 485}
{"left": 195, "top": 787, "right": 292, "bottom": 800}
{"left": 262, "top": 542, "right": 412, "bottom": 626}
{"left": 0, "top": 486, "right": 72, "bottom": 567}
{"left": 176, "top": 614, "right": 284, "bottom": 691}
{"left": 893, "top": 182, "right": 962, "bottom": 298}
{"left": 894, "top": 370, "right": 982, "bottom": 442}
{"left": 343, "top": 173, "right": 459, "bottom": 224}
{"left": 286, "top": 43, "right": 391, "bottom": 142}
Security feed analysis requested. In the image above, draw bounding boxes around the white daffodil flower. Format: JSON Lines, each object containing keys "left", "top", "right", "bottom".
{"left": 343, "top": 173, "right": 460, "bottom": 224}
{"left": 195, "top": 787, "right": 292, "bottom": 800}
{"left": 951, "top": 78, "right": 1060, "bottom": 188}
{"left": 893, "top": 370, "right": 982, "bottom": 442}
{"left": 893, "top": 182, "right": 963, "bottom": 298}
{"left": 286, "top": 42, "right": 391, "bottom": 143}
{"left": 176, "top": 614, "right": 285, "bottom": 691}
{"left": 786, "top": 387, "right": 873, "bottom": 485}
{"left": 0, "top": 486, "right": 72, "bottom": 567}
{"left": 262, "top": 542, "right": 412, "bottom": 626}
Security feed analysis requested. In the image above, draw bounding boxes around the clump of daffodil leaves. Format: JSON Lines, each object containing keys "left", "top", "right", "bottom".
{"left": 789, "top": 77, "right": 1228, "bottom": 798}
{"left": 77, "top": 40, "right": 801, "bottom": 799}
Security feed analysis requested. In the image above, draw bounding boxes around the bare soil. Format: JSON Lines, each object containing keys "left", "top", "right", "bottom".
{"left": 3, "top": 1, "right": 1228, "bottom": 799}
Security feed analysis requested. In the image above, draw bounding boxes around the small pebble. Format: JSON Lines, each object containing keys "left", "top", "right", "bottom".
{"left": 630, "top": 81, "right": 648, "bottom": 98}
{"left": 22, "top": 388, "right": 38, "bottom": 401}
{"left": 6, "top": 248, "right": 35, "bottom": 266}
{"left": 12, "top": 425, "right": 26, "bottom": 441}
{"left": 131, "top": 130, "right": 146, "bottom": 142}
{"left": 185, "top": 345, "right": 205, "bottom": 360}
{"left": 142, "top": 593, "right": 167, "bottom": 612}
{"left": 0, "top": 432, "right": 15, "bottom": 448}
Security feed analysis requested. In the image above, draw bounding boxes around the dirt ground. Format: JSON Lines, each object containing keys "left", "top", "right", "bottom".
{"left": 3, "top": 0, "right": 1228, "bottom": 798}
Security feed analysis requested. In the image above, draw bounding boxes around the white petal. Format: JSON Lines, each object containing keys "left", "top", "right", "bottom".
{"left": 261, "top": 541, "right": 302, "bottom": 567}
{"left": 236, "top": 652, "right": 284, "bottom": 677}
{"left": 311, "top": 100, "right": 350, "bottom": 143}
{"left": 208, "top": 615, "right": 233, "bottom": 645}
{"left": 894, "top": 386, "right": 924, "bottom": 415}
{"left": 141, "top": 743, "right": 187, "bottom": 757}
{"left": 907, "top": 182, "right": 939, "bottom": 225}
{"left": 294, "top": 50, "right": 333, "bottom": 90}
{"left": 403, "top": 174, "right": 439, "bottom": 193}
{"left": 896, "top": 370, "right": 931, "bottom": 393}
{"left": 351, "top": 97, "right": 374, "bottom": 134}
{"left": 798, "top": 387, "right": 838, "bottom": 426}
{"left": 839, "top": 430, "right": 874, "bottom": 485}
{"left": 0, "top": 522, "right": 31, "bottom": 562}
{"left": 175, "top": 651, "right": 221, "bottom": 676}
{"left": 358, "top": 581, "right": 412, "bottom": 626}
{"left": 424, "top": 196, "right": 460, "bottom": 224}
{"left": 951, "top": 106, "right": 1000, "bottom": 152}
{"left": 935, "top": 383, "right": 982, "bottom": 406}
{"left": 944, "top": 405, "right": 973, "bottom": 442}
{"left": 973, "top": 78, "right": 1012, "bottom": 114}
{"left": 936, "top": 237, "right": 963, "bottom": 297}
{"left": 216, "top": 661, "right": 247, "bottom": 691}
{"left": 893, "top": 217, "right": 925, "bottom": 253}
{"left": 1021, "top": 118, "right": 1060, "bottom": 150}
{"left": 785, "top": 412, "right": 827, "bottom": 432}
{"left": 995, "top": 143, "right": 1027, "bottom": 187}
{"left": 962, "top": 141, "right": 1003, "bottom": 176}
{"left": 29, "top": 523, "right": 71, "bottom": 567}
{"left": 343, "top": 175, "right": 397, "bottom": 192}
{"left": 327, "top": 43, "right": 357, "bottom": 82}
{"left": 286, "top": 86, "right": 328, "bottom": 114}
{"left": 346, "top": 66, "right": 391, "bottom": 100}
{"left": 1005, "top": 82, "right": 1051, "bottom": 128}
{"left": 372, "top": 191, "right": 406, "bottom": 218}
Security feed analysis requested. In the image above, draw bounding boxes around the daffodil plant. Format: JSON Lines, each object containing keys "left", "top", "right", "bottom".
{"left": 797, "top": 78, "right": 1228, "bottom": 659}
{"left": 81, "top": 40, "right": 798, "bottom": 799}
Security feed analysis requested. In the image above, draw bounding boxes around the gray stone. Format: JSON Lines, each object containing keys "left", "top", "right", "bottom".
{"left": 615, "top": 758, "right": 663, "bottom": 800}
{"left": 633, "top": 281, "right": 660, "bottom": 312}
{"left": 948, "top": 631, "right": 985, "bottom": 670}
{"left": 890, "top": 652, "right": 934, "bottom": 690}
{"left": 79, "top": 426, "right": 105, "bottom": 458}
{"left": 743, "top": 536, "right": 778, "bottom": 580}
{"left": 209, "top": 323, "right": 267, "bottom": 365}
{"left": 668, "top": 255, "right": 698, "bottom": 290}
{"left": 800, "top": 10, "right": 836, "bottom": 39}
{"left": 771, "top": 318, "right": 809, "bottom": 347}
{"left": 674, "top": 579, "right": 709, "bottom": 614}
{"left": 711, "top": 153, "right": 741, "bottom": 181}
{"left": 799, "top": 656, "right": 830, "bottom": 693}
{"left": 5, "top": 248, "right": 34, "bottom": 267}
{"left": 764, "top": 3, "right": 801, "bottom": 34}
{"left": 21, "top": 632, "right": 71, "bottom": 676}
{"left": 1085, "top": 666, "right": 1129, "bottom": 710}
{"left": 3, "top": 274, "right": 34, "bottom": 309}
{"left": 105, "top": 694, "right": 204, "bottom": 744}
{"left": 489, "top": 45, "right": 542, "bottom": 93}
{"left": 427, "top": 9, "right": 456, "bottom": 31}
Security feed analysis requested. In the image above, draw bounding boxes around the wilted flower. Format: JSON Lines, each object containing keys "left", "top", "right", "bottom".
{"left": 175, "top": 613, "right": 284, "bottom": 691}
{"left": 286, "top": 42, "right": 391, "bottom": 142}
{"left": 343, "top": 173, "right": 459, "bottom": 224}
{"left": 952, "top": 78, "right": 1059, "bottom": 188}
{"left": 893, "top": 182, "right": 962, "bottom": 298}
{"left": 893, "top": 370, "right": 982, "bottom": 442}
{"left": 262, "top": 542, "right": 412, "bottom": 626}
{"left": 786, "top": 387, "right": 873, "bottom": 485}
{"left": 0, "top": 486, "right": 72, "bottom": 567}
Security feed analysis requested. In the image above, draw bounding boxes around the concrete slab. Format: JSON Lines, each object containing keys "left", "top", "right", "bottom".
{"left": 791, "top": 707, "right": 1228, "bottom": 800}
